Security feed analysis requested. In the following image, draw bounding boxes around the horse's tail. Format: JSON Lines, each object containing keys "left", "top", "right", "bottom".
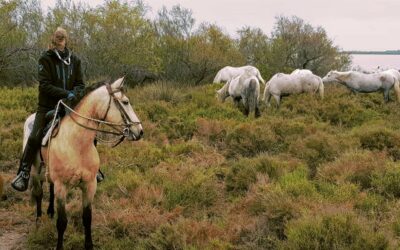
{"left": 256, "top": 70, "right": 266, "bottom": 85}
{"left": 246, "top": 78, "right": 259, "bottom": 115}
{"left": 213, "top": 70, "right": 222, "bottom": 83}
{"left": 262, "top": 79, "right": 271, "bottom": 102}
{"left": 393, "top": 76, "right": 400, "bottom": 102}
{"left": 317, "top": 77, "right": 324, "bottom": 99}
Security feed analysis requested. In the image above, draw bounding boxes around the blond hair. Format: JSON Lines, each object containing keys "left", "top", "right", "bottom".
{"left": 49, "top": 27, "right": 68, "bottom": 50}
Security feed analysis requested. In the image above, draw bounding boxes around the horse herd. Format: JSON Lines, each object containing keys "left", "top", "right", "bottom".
{"left": 214, "top": 65, "right": 400, "bottom": 117}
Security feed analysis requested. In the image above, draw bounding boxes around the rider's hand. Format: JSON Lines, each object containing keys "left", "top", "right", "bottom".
{"left": 67, "top": 91, "right": 77, "bottom": 101}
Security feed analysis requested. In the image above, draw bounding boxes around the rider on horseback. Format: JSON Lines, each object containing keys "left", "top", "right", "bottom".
{"left": 11, "top": 27, "right": 104, "bottom": 192}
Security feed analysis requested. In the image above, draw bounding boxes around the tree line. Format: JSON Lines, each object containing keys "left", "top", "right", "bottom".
{"left": 0, "top": 0, "right": 351, "bottom": 86}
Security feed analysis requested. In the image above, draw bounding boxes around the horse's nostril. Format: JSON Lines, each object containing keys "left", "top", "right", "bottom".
{"left": 140, "top": 130, "right": 144, "bottom": 137}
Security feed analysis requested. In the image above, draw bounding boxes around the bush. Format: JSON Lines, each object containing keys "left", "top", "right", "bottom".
{"left": 354, "top": 192, "right": 386, "bottom": 217}
{"left": 144, "top": 223, "right": 186, "bottom": 250}
{"left": 317, "top": 150, "right": 389, "bottom": 190}
{"left": 161, "top": 168, "right": 218, "bottom": 211}
{"left": 278, "top": 166, "right": 318, "bottom": 198}
{"left": 225, "top": 159, "right": 258, "bottom": 195}
{"left": 224, "top": 123, "right": 280, "bottom": 158}
{"left": 241, "top": 186, "right": 300, "bottom": 249}
{"left": 97, "top": 169, "right": 143, "bottom": 198}
{"left": 282, "top": 214, "right": 389, "bottom": 249}
{"left": 371, "top": 166, "right": 400, "bottom": 198}
{"left": 358, "top": 128, "right": 400, "bottom": 160}
{"left": 289, "top": 132, "right": 342, "bottom": 177}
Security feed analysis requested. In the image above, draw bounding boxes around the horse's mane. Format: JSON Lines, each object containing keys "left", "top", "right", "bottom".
{"left": 84, "top": 80, "right": 109, "bottom": 95}
{"left": 66, "top": 80, "right": 109, "bottom": 109}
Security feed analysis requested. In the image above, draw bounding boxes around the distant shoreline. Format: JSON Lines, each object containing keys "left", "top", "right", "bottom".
{"left": 345, "top": 50, "right": 400, "bottom": 55}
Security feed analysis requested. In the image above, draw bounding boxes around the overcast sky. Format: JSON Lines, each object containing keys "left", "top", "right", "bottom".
{"left": 42, "top": 0, "right": 400, "bottom": 51}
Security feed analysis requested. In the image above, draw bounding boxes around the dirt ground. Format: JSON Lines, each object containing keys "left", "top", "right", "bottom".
{"left": 0, "top": 173, "right": 32, "bottom": 250}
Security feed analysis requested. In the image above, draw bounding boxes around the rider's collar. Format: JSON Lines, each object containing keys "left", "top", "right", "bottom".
{"left": 54, "top": 49, "right": 71, "bottom": 66}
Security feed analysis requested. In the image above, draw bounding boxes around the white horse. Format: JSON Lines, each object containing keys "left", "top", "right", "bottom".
{"left": 213, "top": 65, "right": 265, "bottom": 84}
{"left": 263, "top": 70, "right": 324, "bottom": 108}
{"left": 217, "top": 71, "right": 261, "bottom": 117}
{"left": 322, "top": 70, "right": 400, "bottom": 102}
{"left": 291, "top": 69, "right": 313, "bottom": 75}
{"left": 383, "top": 69, "right": 400, "bottom": 82}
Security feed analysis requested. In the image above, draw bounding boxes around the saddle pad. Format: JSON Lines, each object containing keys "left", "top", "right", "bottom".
{"left": 41, "top": 118, "right": 60, "bottom": 146}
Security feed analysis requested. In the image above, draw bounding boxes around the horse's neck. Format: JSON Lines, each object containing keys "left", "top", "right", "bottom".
{"left": 60, "top": 89, "right": 107, "bottom": 146}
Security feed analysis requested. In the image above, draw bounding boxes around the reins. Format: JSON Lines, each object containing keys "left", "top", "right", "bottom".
{"left": 60, "top": 83, "right": 141, "bottom": 145}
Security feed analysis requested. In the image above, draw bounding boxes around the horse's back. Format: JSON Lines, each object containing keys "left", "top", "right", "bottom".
{"left": 268, "top": 72, "right": 320, "bottom": 95}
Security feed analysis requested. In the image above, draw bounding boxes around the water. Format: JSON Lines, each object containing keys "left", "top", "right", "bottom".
{"left": 351, "top": 54, "right": 400, "bottom": 71}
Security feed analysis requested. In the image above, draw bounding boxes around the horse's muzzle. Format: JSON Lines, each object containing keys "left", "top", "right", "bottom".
{"left": 125, "top": 127, "right": 143, "bottom": 141}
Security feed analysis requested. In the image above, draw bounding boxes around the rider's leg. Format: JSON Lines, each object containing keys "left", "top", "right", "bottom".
{"left": 12, "top": 112, "right": 46, "bottom": 192}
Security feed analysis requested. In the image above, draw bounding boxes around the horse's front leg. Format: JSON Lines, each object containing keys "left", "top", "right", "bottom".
{"left": 55, "top": 182, "right": 68, "bottom": 250}
{"left": 273, "top": 94, "right": 281, "bottom": 109}
{"left": 82, "top": 180, "right": 96, "bottom": 250}
{"left": 47, "top": 182, "right": 55, "bottom": 218}
{"left": 31, "top": 164, "right": 43, "bottom": 225}
{"left": 216, "top": 82, "right": 230, "bottom": 103}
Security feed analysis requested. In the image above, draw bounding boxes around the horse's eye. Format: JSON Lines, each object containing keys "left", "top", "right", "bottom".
{"left": 122, "top": 100, "right": 129, "bottom": 105}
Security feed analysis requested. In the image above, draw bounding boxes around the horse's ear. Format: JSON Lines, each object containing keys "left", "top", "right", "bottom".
{"left": 111, "top": 76, "right": 125, "bottom": 89}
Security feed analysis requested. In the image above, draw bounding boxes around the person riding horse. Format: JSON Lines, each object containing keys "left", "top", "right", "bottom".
{"left": 11, "top": 27, "right": 104, "bottom": 192}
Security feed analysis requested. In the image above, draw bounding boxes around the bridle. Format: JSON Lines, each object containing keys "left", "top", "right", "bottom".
{"left": 58, "top": 82, "right": 141, "bottom": 147}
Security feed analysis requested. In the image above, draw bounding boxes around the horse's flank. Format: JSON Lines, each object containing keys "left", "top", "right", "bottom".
{"left": 263, "top": 69, "right": 323, "bottom": 108}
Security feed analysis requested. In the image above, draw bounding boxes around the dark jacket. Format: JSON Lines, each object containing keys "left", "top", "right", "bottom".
{"left": 37, "top": 48, "right": 84, "bottom": 112}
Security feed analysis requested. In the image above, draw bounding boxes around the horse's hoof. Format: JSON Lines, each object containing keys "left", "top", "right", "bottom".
{"left": 47, "top": 208, "right": 55, "bottom": 218}
{"left": 35, "top": 217, "right": 43, "bottom": 228}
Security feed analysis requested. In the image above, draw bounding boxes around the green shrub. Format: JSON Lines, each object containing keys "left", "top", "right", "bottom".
{"left": 224, "top": 123, "right": 280, "bottom": 158}
{"left": 27, "top": 219, "right": 56, "bottom": 250}
{"left": 317, "top": 150, "right": 389, "bottom": 190}
{"left": 315, "top": 182, "right": 359, "bottom": 202}
{"left": 161, "top": 116, "right": 197, "bottom": 141}
{"left": 98, "top": 169, "right": 143, "bottom": 197}
{"left": 371, "top": 166, "right": 400, "bottom": 198}
{"left": 162, "top": 169, "right": 218, "bottom": 211}
{"left": 354, "top": 192, "right": 386, "bottom": 217}
{"left": 144, "top": 223, "right": 186, "bottom": 250}
{"left": 243, "top": 186, "right": 300, "bottom": 249}
{"left": 358, "top": 128, "right": 400, "bottom": 160}
{"left": 278, "top": 166, "right": 318, "bottom": 198}
{"left": 282, "top": 214, "right": 388, "bottom": 250}
{"left": 225, "top": 159, "right": 258, "bottom": 195}
{"left": 289, "top": 132, "right": 342, "bottom": 177}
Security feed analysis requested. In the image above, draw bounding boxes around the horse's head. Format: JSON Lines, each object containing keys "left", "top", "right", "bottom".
{"left": 322, "top": 71, "right": 341, "bottom": 84}
{"left": 102, "top": 77, "right": 143, "bottom": 141}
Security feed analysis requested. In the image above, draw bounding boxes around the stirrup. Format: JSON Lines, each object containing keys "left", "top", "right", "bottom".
{"left": 96, "top": 170, "right": 104, "bottom": 183}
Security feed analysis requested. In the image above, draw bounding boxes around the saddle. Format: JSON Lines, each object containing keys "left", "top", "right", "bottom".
{"left": 41, "top": 109, "right": 62, "bottom": 146}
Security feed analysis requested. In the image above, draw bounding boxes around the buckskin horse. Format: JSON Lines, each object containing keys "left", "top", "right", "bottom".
{"left": 26, "top": 77, "right": 143, "bottom": 249}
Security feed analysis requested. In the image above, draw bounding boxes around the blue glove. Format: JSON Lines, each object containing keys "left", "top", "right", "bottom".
{"left": 67, "top": 91, "right": 76, "bottom": 101}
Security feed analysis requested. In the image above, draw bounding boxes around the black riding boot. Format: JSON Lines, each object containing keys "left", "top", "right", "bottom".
{"left": 11, "top": 143, "right": 37, "bottom": 192}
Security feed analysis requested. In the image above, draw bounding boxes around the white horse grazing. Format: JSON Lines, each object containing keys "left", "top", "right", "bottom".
{"left": 217, "top": 71, "right": 261, "bottom": 117}
{"left": 213, "top": 65, "right": 265, "bottom": 84}
{"left": 322, "top": 70, "right": 400, "bottom": 102}
{"left": 291, "top": 69, "right": 313, "bottom": 75}
{"left": 263, "top": 71, "right": 324, "bottom": 108}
